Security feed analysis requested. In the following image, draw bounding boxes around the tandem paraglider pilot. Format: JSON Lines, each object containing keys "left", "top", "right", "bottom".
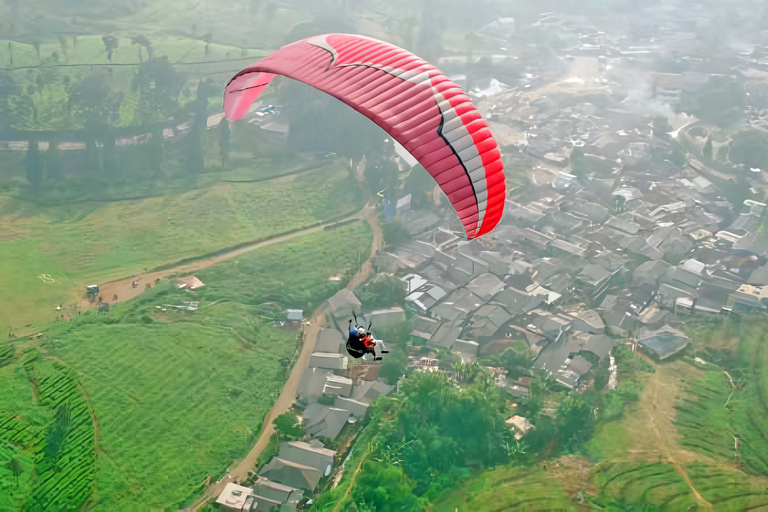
{"left": 347, "top": 315, "right": 388, "bottom": 361}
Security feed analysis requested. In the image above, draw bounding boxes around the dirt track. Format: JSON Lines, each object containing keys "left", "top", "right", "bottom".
{"left": 82, "top": 209, "right": 366, "bottom": 311}
{"left": 186, "top": 207, "right": 382, "bottom": 510}
{"left": 622, "top": 359, "right": 712, "bottom": 507}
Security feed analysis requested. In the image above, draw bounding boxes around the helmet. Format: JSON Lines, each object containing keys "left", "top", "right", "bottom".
{"left": 357, "top": 327, "right": 366, "bottom": 336}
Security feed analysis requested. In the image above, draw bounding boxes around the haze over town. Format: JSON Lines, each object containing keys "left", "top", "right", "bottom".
{"left": 2, "top": 0, "right": 768, "bottom": 510}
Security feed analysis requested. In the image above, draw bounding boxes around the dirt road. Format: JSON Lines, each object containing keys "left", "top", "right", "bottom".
{"left": 186, "top": 208, "right": 381, "bottom": 510}
{"left": 83, "top": 209, "right": 366, "bottom": 311}
{"left": 192, "top": 306, "right": 328, "bottom": 505}
{"left": 622, "top": 360, "right": 712, "bottom": 508}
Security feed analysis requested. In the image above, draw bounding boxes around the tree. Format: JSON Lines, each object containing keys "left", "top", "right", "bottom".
{"left": 272, "top": 412, "right": 304, "bottom": 441}
{"left": 71, "top": 75, "right": 124, "bottom": 175}
{"left": 363, "top": 154, "right": 398, "bottom": 196}
{"left": 382, "top": 220, "right": 411, "bottom": 247}
{"left": 25, "top": 140, "right": 43, "bottom": 189}
{"left": 361, "top": 273, "right": 407, "bottom": 309}
{"left": 379, "top": 346, "right": 409, "bottom": 385}
{"left": 183, "top": 80, "right": 210, "bottom": 174}
{"left": 131, "top": 57, "right": 187, "bottom": 125}
{"left": 729, "top": 129, "right": 768, "bottom": 170}
{"left": 555, "top": 395, "right": 594, "bottom": 450}
{"left": 416, "top": 0, "right": 444, "bottom": 63}
{"left": 282, "top": 79, "right": 387, "bottom": 176}
{"left": 131, "top": 35, "right": 153, "bottom": 60}
{"left": 404, "top": 163, "right": 437, "bottom": 209}
{"left": 57, "top": 34, "right": 68, "bottom": 58}
{"left": 102, "top": 35, "right": 118, "bottom": 61}
{"left": 8, "top": 455, "right": 23, "bottom": 485}
{"left": 703, "top": 135, "right": 713, "bottom": 159}
{"left": 680, "top": 75, "right": 746, "bottom": 128}
{"left": 219, "top": 119, "right": 230, "bottom": 167}
{"left": 46, "top": 135, "right": 63, "bottom": 182}
{"left": 352, "top": 462, "right": 423, "bottom": 511}
{"left": 484, "top": 347, "right": 534, "bottom": 380}
{"left": 146, "top": 129, "right": 164, "bottom": 177}
{"left": 102, "top": 128, "right": 120, "bottom": 177}
{"left": 652, "top": 116, "right": 672, "bottom": 139}
{"left": 0, "top": 71, "right": 18, "bottom": 129}
{"left": 202, "top": 32, "right": 213, "bottom": 55}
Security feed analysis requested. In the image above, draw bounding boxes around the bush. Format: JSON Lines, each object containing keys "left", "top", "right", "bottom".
{"left": 481, "top": 346, "right": 534, "bottom": 380}
{"left": 614, "top": 344, "right": 654, "bottom": 376}
{"left": 382, "top": 220, "right": 411, "bottom": 247}
{"left": 359, "top": 273, "right": 407, "bottom": 310}
{"left": 317, "top": 393, "right": 336, "bottom": 406}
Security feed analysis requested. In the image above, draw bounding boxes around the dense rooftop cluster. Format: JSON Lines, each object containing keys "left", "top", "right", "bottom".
{"left": 371, "top": 7, "right": 768, "bottom": 391}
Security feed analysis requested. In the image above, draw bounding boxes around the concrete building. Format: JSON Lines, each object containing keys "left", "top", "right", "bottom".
{"left": 309, "top": 353, "right": 348, "bottom": 370}
{"left": 216, "top": 483, "right": 255, "bottom": 511}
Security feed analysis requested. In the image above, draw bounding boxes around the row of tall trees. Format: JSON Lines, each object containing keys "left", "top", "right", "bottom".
{"left": 3, "top": 52, "right": 230, "bottom": 190}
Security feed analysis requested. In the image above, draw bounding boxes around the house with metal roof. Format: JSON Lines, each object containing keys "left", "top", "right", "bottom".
{"left": 326, "top": 289, "right": 361, "bottom": 321}
{"left": 297, "top": 368, "right": 334, "bottom": 400}
{"left": 637, "top": 324, "right": 690, "bottom": 360}
{"left": 350, "top": 380, "right": 395, "bottom": 404}
{"left": 334, "top": 397, "right": 370, "bottom": 418}
{"left": 302, "top": 404, "right": 352, "bottom": 440}
{"left": 278, "top": 441, "right": 336, "bottom": 477}
{"left": 251, "top": 477, "right": 304, "bottom": 512}
{"left": 314, "top": 328, "right": 344, "bottom": 354}
{"left": 259, "top": 458, "right": 322, "bottom": 492}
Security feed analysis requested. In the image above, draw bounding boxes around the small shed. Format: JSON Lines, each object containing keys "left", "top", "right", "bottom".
{"left": 177, "top": 275, "right": 205, "bottom": 290}
{"left": 285, "top": 309, "right": 303, "bottom": 322}
{"left": 505, "top": 415, "right": 535, "bottom": 440}
{"left": 215, "top": 482, "right": 254, "bottom": 511}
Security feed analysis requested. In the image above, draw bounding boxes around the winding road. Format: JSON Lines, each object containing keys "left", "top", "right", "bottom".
{"left": 82, "top": 208, "right": 368, "bottom": 311}
{"left": 184, "top": 206, "right": 382, "bottom": 510}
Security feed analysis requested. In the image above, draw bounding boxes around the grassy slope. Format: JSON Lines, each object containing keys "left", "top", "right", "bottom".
{"left": 0, "top": 353, "right": 96, "bottom": 511}
{"left": 0, "top": 353, "right": 44, "bottom": 510}
{"left": 433, "top": 465, "right": 574, "bottom": 511}
{"left": 2, "top": 221, "right": 371, "bottom": 509}
{"left": 0, "top": 163, "right": 357, "bottom": 330}
{"left": 586, "top": 352, "right": 768, "bottom": 509}
{"left": 431, "top": 317, "right": 768, "bottom": 510}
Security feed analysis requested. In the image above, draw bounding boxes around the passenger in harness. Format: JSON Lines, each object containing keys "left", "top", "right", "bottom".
{"left": 346, "top": 313, "right": 388, "bottom": 361}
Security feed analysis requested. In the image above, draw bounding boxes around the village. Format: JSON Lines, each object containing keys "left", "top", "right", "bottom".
{"left": 208, "top": 7, "right": 768, "bottom": 510}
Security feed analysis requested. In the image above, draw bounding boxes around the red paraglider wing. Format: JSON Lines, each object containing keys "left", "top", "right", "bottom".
{"left": 224, "top": 34, "right": 505, "bottom": 239}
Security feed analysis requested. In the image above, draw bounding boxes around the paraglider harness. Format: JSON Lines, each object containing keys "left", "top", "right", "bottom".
{"left": 346, "top": 311, "right": 375, "bottom": 359}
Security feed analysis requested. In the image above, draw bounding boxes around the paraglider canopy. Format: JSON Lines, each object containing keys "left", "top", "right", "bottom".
{"left": 224, "top": 34, "right": 506, "bottom": 240}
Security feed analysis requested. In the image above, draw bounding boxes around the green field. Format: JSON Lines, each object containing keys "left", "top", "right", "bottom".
{"left": 688, "top": 315, "right": 768, "bottom": 475}
{"left": 0, "top": 221, "right": 372, "bottom": 509}
{"left": 0, "top": 163, "right": 359, "bottom": 331}
{"left": 425, "top": 317, "right": 768, "bottom": 511}
{"left": 0, "top": 353, "right": 95, "bottom": 511}
{"left": 433, "top": 465, "right": 574, "bottom": 511}
{"left": 675, "top": 370, "right": 735, "bottom": 462}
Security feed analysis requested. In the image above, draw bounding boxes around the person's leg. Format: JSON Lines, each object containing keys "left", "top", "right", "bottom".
{"left": 373, "top": 338, "right": 388, "bottom": 356}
